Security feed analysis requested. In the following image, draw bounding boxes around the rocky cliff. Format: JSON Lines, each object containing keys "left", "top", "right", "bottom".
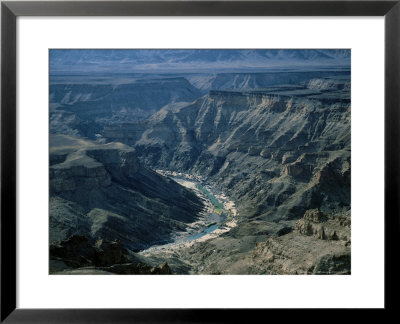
{"left": 50, "top": 77, "right": 202, "bottom": 138}
{"left": 50, "top": 69, "right": 351, "bottom": 275}
{"left": 50, "top": 135, "right": 204, "bottom": 252}
{"left": 171, "top": 209, "right": 350, "bottom": 274}
{"left": 101, "top": 77, "right": 351, "bottom": 274}
{"left": 250, "top": 209, "right": 351, "bottom": 274}
{"left": 104, "top": 81, "right": 350, "bottom": 221}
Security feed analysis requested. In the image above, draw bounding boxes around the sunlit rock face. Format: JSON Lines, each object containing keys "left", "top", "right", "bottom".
{"left": 104, "top": 77, "right": 350, "bottom": 221}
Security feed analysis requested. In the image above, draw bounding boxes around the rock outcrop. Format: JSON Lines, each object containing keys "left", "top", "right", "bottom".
{"left": 187, "top": 70, "right": 350, "bottom": 92}
{"left": 104, "top": 79, "right": 350, "bottom": 221}
{"left": 50, "top": 235, "right": 172, "bottom": 274}
{"left": 294, "top": 209, "right": 350, "bottom": 241}
{"left": 307, "top": 78, "right": 350, "bottom": 91}
{"left": 50, "top": 135, "right": 204, "bottom": 251}
{"left": 167, "top": 209, "right": 350, "bottom": 275}
{"left": 50, "top": 77, "right": 202, "bottom": 138}
{"left": 249, "top": 209, "right": 351, "bottom": 274}
{"left": 50, "top": 235, "right": 99, "bottom": 269}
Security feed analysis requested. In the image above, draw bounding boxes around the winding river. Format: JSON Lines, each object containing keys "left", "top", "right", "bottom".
{"left": 139, "top": 170, "right": 238, "bottom": 255}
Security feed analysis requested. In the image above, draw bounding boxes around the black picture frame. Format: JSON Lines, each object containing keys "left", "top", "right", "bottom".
{"left": 1, "top": 0, "right": 399, "bottom": 322}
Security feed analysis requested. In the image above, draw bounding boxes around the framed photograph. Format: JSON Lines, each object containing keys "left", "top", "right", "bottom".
{"left": 1, "top": 0, "right": 398, "bottom": 321}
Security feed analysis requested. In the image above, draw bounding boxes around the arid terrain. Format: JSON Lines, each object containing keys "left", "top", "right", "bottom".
{"left": 49, "top": 49, "right": 351, "bottom": 274}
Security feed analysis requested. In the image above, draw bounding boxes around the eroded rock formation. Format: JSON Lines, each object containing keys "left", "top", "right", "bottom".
{"left": 50, "top": 135, "right": 204, "bottom": 251}
{"left": 50, "top": 235, "right": 172, "bottom": 274}
{"left": 250, "top": 209, "right": 351, "bottom": 274}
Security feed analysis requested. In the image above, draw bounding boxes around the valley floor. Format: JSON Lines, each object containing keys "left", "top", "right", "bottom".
{"left": 140, "top": 171, "right": 238, "bottom": 257}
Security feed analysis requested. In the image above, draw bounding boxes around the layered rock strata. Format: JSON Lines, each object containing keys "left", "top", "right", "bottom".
{"left": 50, "top": 135, "right": 204, "bottom": 252}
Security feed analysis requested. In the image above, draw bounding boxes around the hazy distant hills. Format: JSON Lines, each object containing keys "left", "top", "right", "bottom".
{"left": 50, "top": 49, "right": 350, "bottom": 74}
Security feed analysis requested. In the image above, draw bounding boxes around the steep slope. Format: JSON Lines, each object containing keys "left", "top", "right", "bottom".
{"left": 50, "top": 77, "right": 202, "bottom": 138}
{"left": 104, "top": 78, "right": 350, "bottom": 221}
{"left": 50, "top": 135, "right": 204, "bottom": 251}
{"left": 102, "top": 77, "right": 351, "bottom": 274}
{"left": 177, "top": 209, "right": 350, "bottom": 274}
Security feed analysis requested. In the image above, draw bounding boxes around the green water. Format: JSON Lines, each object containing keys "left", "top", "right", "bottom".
{"left": 185, "top": 224, "right": 219, "bottom": 242}
{"left": 195, "top": 183, "right": 224, "bottom": 210}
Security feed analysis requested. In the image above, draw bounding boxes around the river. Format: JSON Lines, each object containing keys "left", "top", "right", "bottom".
{"left": 139, "top": 170, "right": 238, "bottom": 256}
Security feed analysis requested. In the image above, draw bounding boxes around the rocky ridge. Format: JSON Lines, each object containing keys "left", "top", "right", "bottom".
{"left": 250, "top": 209, "right": 351, "bottom": 274}
{"left": 104, "top": 82, "right": 350, "bottom": 221}
{"left": 49, "top": 70, "right": 351, "bottom": 275}
{"left": 186, "top": 71, "right": 350, "bottom": 92}
{"left": 157, "top": 209, "right": 350, "bottom": 274}
{"left": 50, "top": 134, "right": 204, "bottom": 253}
{"left": 50, "top": 77, "right": 202, "bottom": 138}
{"left": 100, "top": 76, "right": 351, "bottom": 274}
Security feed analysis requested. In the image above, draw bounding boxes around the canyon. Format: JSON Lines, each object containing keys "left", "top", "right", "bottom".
{"left": 49, "top": 53, "right": 351, "bottom": 275}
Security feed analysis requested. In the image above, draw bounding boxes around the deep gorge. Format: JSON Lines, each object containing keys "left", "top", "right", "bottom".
{"left": 49, "top": 65, "right": 351, "bottom": 274}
